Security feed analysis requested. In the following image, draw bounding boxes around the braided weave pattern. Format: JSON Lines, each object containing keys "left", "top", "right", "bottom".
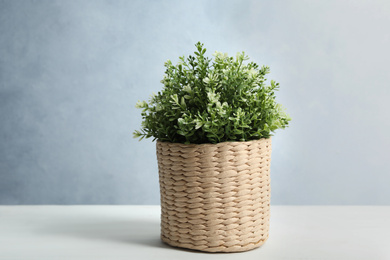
{"left": 156, "top": 138, "right": 272, "bottom": 252}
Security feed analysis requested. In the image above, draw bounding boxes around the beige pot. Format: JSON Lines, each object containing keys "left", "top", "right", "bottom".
{"left": 156, "top": 138, "right": 272, "bottom": 252}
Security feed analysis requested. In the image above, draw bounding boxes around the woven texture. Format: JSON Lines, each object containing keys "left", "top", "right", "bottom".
{"left": 156, "top": 138, "right": 272, "bottom": 252}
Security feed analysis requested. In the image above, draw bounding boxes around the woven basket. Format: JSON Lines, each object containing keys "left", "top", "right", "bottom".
{"left": 156, "top": 138, "right": 272, "bottom": 253}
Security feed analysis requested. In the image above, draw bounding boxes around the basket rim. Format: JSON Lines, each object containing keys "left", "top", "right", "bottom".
{"left": 156, "top": 137, "right": 272, "bottom": 148}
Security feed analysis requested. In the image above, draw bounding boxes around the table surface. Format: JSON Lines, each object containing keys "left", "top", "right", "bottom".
{"left": 0, "top": 206, "right": 389, "bottom": 260}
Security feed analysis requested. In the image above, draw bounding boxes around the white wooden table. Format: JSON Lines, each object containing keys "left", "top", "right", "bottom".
{"left": 0, "top": 206, "right": 389, "bottom": 260}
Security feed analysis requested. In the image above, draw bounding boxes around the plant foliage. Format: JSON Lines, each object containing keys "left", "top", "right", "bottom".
{"left": 134, "top": 42, "right": 291, "bottom": 144}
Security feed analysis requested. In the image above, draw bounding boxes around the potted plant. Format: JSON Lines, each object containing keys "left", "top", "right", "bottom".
{"left": 134, "top": 42, "right": 291, "bottom": 252}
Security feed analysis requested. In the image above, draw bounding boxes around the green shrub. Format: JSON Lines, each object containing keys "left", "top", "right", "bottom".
{"left": 134, "top": 42, "right": 291, "bottom": 144}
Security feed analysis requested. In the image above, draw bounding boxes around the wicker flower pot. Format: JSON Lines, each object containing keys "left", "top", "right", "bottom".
{"left": 156, "top": 138, "right": 272, "bottom": 252}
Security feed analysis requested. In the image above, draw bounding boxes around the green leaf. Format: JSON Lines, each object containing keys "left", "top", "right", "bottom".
{"left": 133, "top": 42, "right": 291, "bottom": 144}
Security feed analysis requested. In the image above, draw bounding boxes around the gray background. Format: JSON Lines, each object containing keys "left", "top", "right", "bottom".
{"left": 1, "top": 0, "right": 389, "bottom": 205}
